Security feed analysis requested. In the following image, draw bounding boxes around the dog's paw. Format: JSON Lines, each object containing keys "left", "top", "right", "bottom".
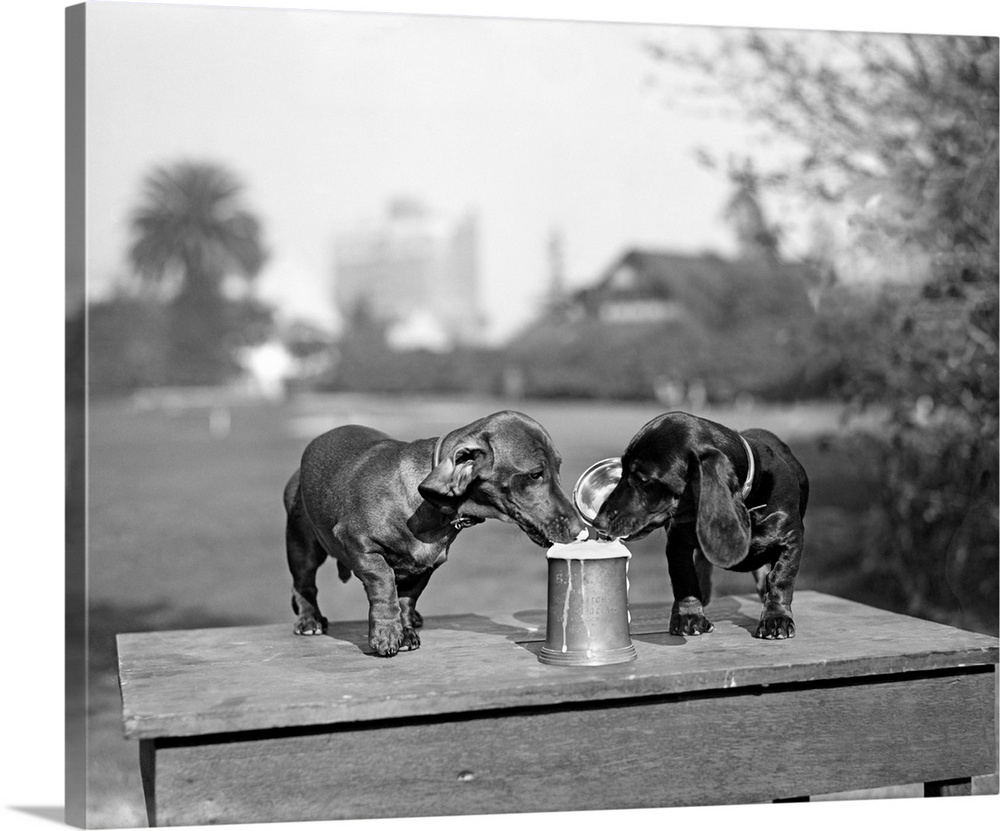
{"left": 369, "top": 620, "right": 404, "bottom": 657}
{"left": 293, "top": 614, "right": 328, "bottom": 636}
{"left": 670, "top": 613, "right": 715, "bottom": 636}
{"left": 669, "top": 597, "right": 714, "bottom": 636}
{"left": 400, "top": 626, "right": 421, "bottom": 651}
{"left": 755, "top": 608, "right": 795, "bottom": 639}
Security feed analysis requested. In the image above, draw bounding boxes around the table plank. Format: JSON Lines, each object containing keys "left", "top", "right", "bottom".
{"left": 117, "top": 591, "right": 998, "bottom": 739}
{"left": 146, "top": 670, "right": 996, "bottom": 823}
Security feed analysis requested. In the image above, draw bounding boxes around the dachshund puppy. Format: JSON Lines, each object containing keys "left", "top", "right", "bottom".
{"left": 284, "top": 410, "right": 585, "bottom": 656}
{"left": 592, "top": 411, "right": 808, "bottom": 639}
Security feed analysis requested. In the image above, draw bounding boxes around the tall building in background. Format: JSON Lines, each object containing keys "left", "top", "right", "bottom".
{"left": 333, "top": 198, "right": 484, "bottom": 351}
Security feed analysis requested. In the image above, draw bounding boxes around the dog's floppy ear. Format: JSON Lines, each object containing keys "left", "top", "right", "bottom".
{"left": 419, "top": 433, "right": 494, "bottom": 509}
{"left": 692, "top": 448, "right": 751, "bottom": 568}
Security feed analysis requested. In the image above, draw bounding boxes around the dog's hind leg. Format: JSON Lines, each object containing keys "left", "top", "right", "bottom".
{"left": 751, "top": 521, "right": 803, "bottom": 639}
{"left": 286, "top": 497, "right": 329, "bottom": 636}
{"left": 752, "top": 564, "right": 770, "bottom": 602}
{"left": 396, "top": 568, "right": 434, "bottom": 651}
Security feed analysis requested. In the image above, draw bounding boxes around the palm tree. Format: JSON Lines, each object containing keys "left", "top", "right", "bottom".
{"left": 128, "top": 160, "right": 268, "bottom": 384}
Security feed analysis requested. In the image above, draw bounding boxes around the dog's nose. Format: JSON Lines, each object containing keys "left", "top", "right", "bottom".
{"left": 590, "top": 506, "right": 612, "bottom": 532}
{"left": 545, "top": 513, "right": 585, "bottom": 544}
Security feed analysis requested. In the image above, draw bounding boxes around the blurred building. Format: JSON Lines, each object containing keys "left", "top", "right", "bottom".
{"left": 504, "top": 170, "right": 831, "bottom": 402}
{"left": 506, "top": 247, "right": 823, "bottom": 402}
{"left": 567, "top": 249, "right": 816, "bottom": 327}
{"left": 333, "top": 198, "right": 484, "bottom": 351}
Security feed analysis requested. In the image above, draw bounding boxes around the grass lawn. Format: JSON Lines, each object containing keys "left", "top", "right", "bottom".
{"left": 77, "top": 392, "right": 905, "bottom": 826}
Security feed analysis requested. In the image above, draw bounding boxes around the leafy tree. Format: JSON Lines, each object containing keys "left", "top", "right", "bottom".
{"left": 128, "top": 160, "right": 270, "bottom": 384}
{"left": 650, "top": 32, "right": 997, "bottom": 273}
{"left": 649, "top": 31, "right": 998, "bottom": 631}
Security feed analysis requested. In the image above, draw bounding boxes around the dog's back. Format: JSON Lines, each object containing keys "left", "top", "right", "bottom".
{"left": 286, "top": 425, "right": 377, "bottom": 507}
{"left": 288, "top": 424, "right": 406, "bottom": 526}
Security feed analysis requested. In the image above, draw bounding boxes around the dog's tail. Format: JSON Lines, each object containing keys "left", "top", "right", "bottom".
{"left": 283, "top": 470, "right": 300, "bottom": 514}
{"left": 337, "top": 562, "right": 352, "bottom": 583}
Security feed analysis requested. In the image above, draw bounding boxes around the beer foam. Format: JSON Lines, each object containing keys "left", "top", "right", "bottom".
{"left": 546, "top": 537, "right": 631, "bottom": 560}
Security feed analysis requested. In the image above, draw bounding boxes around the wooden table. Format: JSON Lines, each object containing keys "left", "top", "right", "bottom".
{"left": 116, "top": 591, "right": 998, "bottom": 826}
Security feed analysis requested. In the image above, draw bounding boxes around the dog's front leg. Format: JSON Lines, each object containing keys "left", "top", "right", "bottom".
{"left": 354, "top": 555, "right": 405, "bottom": 657}
{"left": 753, "top": 516, "right": 803, "bottom": 639}
{"left": 666, "top": 524, "right": 714, "bottom": 635}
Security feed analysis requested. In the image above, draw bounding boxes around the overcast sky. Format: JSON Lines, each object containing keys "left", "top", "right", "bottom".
{"left": 84, "top": 1, "right": 802, "bottom": 341}
{"left": 80, "top": 1, "right": 999, "bottom": 344}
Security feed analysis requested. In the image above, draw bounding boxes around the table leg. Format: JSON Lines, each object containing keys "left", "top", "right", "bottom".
{"left": 139, "top": 739, "right": 158, "bottom": 826}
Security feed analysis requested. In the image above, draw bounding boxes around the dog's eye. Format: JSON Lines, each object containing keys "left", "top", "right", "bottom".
{"left": 529, "top": 468, "right": 545, "bottom": 480}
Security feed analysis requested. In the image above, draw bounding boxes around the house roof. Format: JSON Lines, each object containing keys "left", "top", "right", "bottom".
{"left": 576, "top": 248, "right": 817, "bottom": 324}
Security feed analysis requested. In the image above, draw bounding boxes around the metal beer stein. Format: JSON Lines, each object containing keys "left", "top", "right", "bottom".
{"left": 572, "top": 457, "right": 623, "bottom": 528}
{"left": 539, "top": 457, "right": 636, "bottom": 666}
{"left": 539, "top": 539, "right": 637, "bottom": 666}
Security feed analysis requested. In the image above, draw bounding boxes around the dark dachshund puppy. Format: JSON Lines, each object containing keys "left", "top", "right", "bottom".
{"left": 592, "top": 411, "right": 808, "bottom": 639}
{"left": 284, "top": 411, "right": 584, "bottom": 656}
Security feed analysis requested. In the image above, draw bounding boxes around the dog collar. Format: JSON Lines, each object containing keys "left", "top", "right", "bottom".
{"left": 739, "top": 435, "right": 755, "bottom": 502}
{"left": 431, "top": 434, "right": 483, "bottom": 531}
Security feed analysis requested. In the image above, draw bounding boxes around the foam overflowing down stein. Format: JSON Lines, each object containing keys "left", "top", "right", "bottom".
{"left": 539, "top": 536, "right": 637, "bottom": 666}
